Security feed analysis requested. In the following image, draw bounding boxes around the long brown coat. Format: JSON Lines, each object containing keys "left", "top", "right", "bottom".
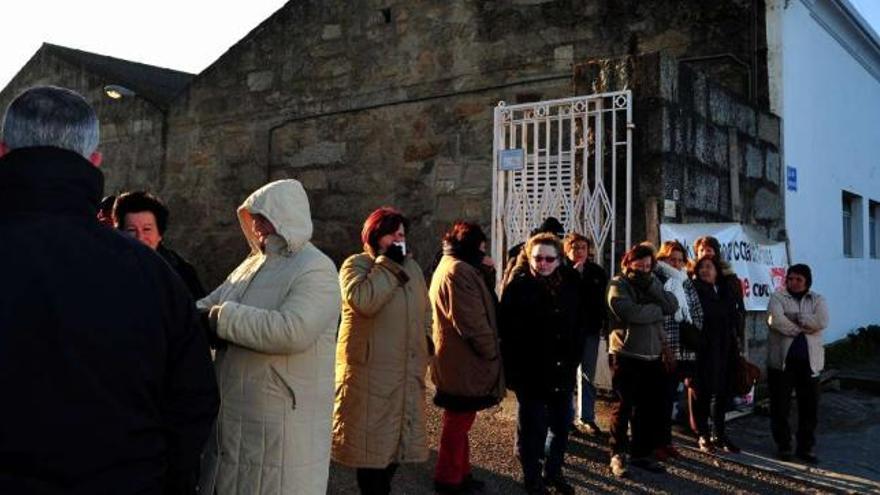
{"left": 332, "top": 251, "right": 431, "bottom": 468}
{"left": 429, "top": 254, "right": 503, "bottom": 409}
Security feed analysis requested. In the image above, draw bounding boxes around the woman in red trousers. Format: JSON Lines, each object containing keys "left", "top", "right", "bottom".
{"left": 429, "top": 221, "right": 504, "bottom": 494}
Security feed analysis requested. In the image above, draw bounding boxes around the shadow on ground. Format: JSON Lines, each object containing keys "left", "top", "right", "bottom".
{"left": 327, "top": 391, "right": 869, "bottom": 494}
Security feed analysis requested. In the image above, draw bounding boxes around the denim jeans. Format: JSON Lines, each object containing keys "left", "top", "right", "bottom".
{"left": 515, "top": 392, "right": 574, "bottom": 485}
{"left": 577, "top": 333, "right": 600, "bottom": 423}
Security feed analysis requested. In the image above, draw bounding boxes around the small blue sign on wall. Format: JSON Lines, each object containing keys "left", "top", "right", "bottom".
{"left": 786, "top": 166, "right": 797, "bottom": 192}
{"left": 499, "top": 148, "right": 525, "bottom": 171}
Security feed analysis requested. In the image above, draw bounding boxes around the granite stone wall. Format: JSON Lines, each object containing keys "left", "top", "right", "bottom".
{"left": 577, "top": 52, "right": 783, "bottom": 369}
{"left": 0, "top": 0, "right": 779, "bottom": 371}
{"left": 159, "top": 0, "right": 768, "bottom": 286}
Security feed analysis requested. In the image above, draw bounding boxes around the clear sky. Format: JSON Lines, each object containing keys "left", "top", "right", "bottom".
{"left": 0, "top": 1, "right": 879, "bottom": 90}
{"left": 0, "top": 1, "right": 290, "bottom": 88}
{"left": 849, "top": 0, "right": 880, "bottom": 38}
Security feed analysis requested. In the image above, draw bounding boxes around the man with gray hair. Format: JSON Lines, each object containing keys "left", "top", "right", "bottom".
{"left": 0, "top": 86, "right": 219, "bottom": 494}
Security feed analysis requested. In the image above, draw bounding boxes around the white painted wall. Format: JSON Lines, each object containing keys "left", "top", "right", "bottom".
{"left": 768, "top": 0, "right": 880, "bottom": 342}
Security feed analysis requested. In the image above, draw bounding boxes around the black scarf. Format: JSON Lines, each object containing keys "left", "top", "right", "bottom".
{"left": 625, "top": 270, "right": 653, "bottom": 291}
{"left": 789, "top": 289, "right": 807, "bottom": 301}
{"left": 534, "top": 268, "right": 563, "bottom": 299}
{"left": 444, "top": 242, "right": 496, "bottom": 293}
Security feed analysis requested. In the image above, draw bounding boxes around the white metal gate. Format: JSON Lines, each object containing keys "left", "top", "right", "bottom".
{"left": 491, "top": 91, "right": 633, "bottom": 278}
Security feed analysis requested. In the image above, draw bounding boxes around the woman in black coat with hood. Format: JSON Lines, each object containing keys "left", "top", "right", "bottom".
{"left": 691, "top": 255, "right": 741, "bottom": 454}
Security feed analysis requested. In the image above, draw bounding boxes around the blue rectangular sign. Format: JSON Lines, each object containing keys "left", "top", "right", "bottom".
{"left": 499, "top": 148, "right": 525, "bottom": 171}
{"left": 786, "top": 166, "right": 797, "bottom": 192}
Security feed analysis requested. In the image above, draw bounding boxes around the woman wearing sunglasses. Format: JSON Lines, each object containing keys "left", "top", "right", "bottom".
{"left": 500, "top": 233, "right": 584, "bottom": 495}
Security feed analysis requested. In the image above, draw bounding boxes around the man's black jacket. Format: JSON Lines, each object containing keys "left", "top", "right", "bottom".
{"left": 0, "top": 147, "right": 219, "bottom": 495}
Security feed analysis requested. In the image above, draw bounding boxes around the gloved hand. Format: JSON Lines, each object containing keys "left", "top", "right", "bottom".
{"left": 383, "top": 243, "right": 406, "bottom": 264}
{"left": 202, "top": 305, "right": 227, "bottom": 350}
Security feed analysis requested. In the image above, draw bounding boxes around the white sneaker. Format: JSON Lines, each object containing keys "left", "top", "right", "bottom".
{"left": 698, "top": 436, "right": 714, "bottom": 453}
{"left": 610, "top": 454, "right": 628, "bottom": 477}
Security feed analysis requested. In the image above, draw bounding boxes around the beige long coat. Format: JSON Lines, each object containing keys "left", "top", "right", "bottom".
{"left": 197, "top": 180, "right": 341, "bottom": 495}
{"left": 332, "top": 250, "right": 431, "bottom": 468}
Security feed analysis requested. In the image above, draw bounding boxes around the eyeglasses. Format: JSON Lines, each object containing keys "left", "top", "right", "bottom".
{"left": 532, "top": 255, "right": 558, "bottom": 263}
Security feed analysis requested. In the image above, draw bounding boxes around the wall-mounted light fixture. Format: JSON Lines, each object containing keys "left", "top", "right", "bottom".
{"left": 104, "top": 84, "right": 136, "bottom": 99}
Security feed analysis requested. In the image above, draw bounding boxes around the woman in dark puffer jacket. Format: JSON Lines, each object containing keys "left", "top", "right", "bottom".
{"left": 500, "top": 233, "right": 584, "bottom": 495}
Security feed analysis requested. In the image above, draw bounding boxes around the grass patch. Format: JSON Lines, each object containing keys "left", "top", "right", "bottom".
{"left": 825, "top": 325, "right": 880, "bottom": 369}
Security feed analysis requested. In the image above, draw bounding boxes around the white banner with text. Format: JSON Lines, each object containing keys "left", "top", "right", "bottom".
{"left": 660, "top": 223, "right": 789, "bottom": 311}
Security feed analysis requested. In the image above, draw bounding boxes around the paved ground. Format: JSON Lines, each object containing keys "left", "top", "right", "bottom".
{"left": 327, "top": 385, "right": 880, "bottom": 494}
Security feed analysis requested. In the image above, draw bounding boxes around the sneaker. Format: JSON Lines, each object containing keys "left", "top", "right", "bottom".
{"left": 716, "top": 436, "right": 741, "bottom": 454}
{"left": 610, "top": 454, "right": 628, "bottom": 478}
{"left": 698, "top": 436, "right": 714, "bottom": 453}
{"left": 631, "top": 457, "right": 667, "bottom": 474}
{"left": 543, "top": 475, "right": 575, "bottom": 495}
{"left": 795, "top": 449, "right": 819, "bottom": 464}
{"left": 574, "top": 419, "right": 603, "bottom": 435}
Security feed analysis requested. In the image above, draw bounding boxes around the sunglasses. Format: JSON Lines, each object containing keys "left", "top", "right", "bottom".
{"left": 532, "top": 255, "right": 558, "bottom": 263}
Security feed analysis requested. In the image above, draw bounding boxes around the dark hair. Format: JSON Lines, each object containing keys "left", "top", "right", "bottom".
{"left": 534, "top": 216, "right": 565, "bottom": 237}
{"left": 693, "top": 255, "right": 725, "bottom": 284}
{"left": 443, "top": 221, "right": 487, "bottom": 254}
{"left": 620, "top": 243, "right": 656, "bottom": 273}
{"left": 694, "top": 236, "right": 722, "bottom": 258}
{"left": 787, "top": 263, "right": 813, "bottom": 289}
{"left": 113, "top": 191, "right": 170, "bottom": 235}
{"left": 563, "top": 232, "right": 591, "bottom": 254}
{"left": 98, "top": 195, "right": 116, "bottom": 216}
{"left": 657, "top": 240, "right": 688, "bottom": 263}
{"left": 361, "top": 207, "right": 409, "bottom": 253}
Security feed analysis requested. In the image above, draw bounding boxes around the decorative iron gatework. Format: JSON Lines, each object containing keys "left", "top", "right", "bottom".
{"left": 491, "top": 91, "right": 633, "bottom": 283}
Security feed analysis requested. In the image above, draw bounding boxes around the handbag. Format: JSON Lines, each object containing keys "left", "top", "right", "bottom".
{"left": 734, "top": 356, "right": 762, "bottom": 396}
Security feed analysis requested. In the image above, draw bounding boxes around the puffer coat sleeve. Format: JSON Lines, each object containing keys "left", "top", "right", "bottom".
{"left": 216, "top": 261, "right": 341, "bottom": 354}
{"left": 341, "top": 255, "right": 403, "bottom": 316}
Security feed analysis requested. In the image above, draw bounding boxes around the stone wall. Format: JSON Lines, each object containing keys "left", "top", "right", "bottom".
{"left": 159, "top": 0, "right": 769, "bottom": 286}
{"left": 577, "top": 52, "right": 783, "bottom": 369}
{"left": 0, "top": 48, "right": 166, "bottom": 197}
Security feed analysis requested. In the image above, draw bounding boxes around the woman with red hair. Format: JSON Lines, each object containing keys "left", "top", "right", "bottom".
{"left": 332, "top": 207, "right": 432, "bottom": 495}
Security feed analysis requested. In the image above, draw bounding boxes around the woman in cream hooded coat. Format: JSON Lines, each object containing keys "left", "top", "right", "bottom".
{"left": 198, "top": 180, "right": 341, "bottom": 495}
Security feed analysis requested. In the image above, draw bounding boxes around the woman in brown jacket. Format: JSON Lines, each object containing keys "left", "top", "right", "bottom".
{"left": 429, "top": 221, "right": 503, "bottom": 494}
{"left": 332, "top": 207, "right": 432, "bottom": 495}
